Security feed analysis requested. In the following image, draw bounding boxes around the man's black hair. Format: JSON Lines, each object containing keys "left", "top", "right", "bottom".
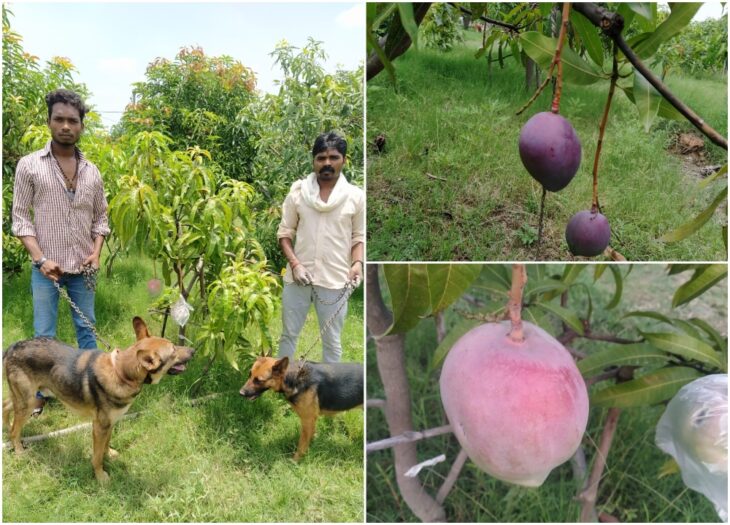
{"left": 46, "top": 89, "right": 88, "bottom": 122}
{"left": 312, "top": 131, "right": 347, "bottom": 157}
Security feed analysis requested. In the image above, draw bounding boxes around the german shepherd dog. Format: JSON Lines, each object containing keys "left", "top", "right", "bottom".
{"left": 3, "top": 317, "right": 194, "bottom": 483}
{"left": 240, "top": 356, "right": 363, "bottom": 460}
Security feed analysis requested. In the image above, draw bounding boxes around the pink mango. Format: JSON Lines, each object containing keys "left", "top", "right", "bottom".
{"left": 440, "top": 321, "right": 589, "bottom": 487}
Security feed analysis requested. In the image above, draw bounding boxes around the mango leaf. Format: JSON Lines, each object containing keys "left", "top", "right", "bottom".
{"left": 627, "top": 3, "right": 656, "bottom": 23}
{"left": 606, "top": 265, "right": 624, "bottom": 310}
{"left": 523, "top": 306, "right": 555, "bottom": 335}
{"left": 642, "top": 331, "right": 724, "bottom": 369}
{"left": 594, "top": 264, "right": 608, "bottom": 281}
{"left": 396, "top": 3, "right": 419, "bottom": 49}
{"left": 524, "top": 279, "right": 568, "bottom": 299}
{"left": 688, "top": 318, "right": 727, "bottom": 354}
{"left": 633, "top": 70, "right": 662, "bottom": 132}
{"left": 660, "top": 187, "right": 727, "bottom": 243}
{"left": 672, "top": 264, "right": 728, "bottom": 308}
{"left": 631, "top": 3, "right": 702, "bottom": 59}
{"left": 670, "top": 318, "right": 702, "bottom": 339}
{"left": 383, "top": 264, "right": 430, "bottom": 334}
{"left": 667, "top": 264, "right": 696, "bottom": 275}
{"left": 476, "top": 264, "right": 511, "bottom": 295}
{"left": 366, "top": 30, "right": 396, "bottom": 85}
{"left": 430, "top": 318, "right": 481, "bottom": 371}
{"left": 624, "top": 310, "right": 673, "bottom": 325}
{"left": 519, "top": 31, "right": 604, "bottom": 85}
{"left": 563, "top": 264, "right": 588, "bottom": 285}
{"left": 617, "top": 3, "right": 637, "bottom": 31}
{"left": 570, "top": 10, "right": 604, "bottom": 67}
{"left": 533, "top": 301, "right": 584, "bottom": 335}
{"left": 621, "top": 86, "right": 685, "bottom": 121}
{"left": 578, "top": 344, "right": 670, "bottom": 377}
{"left": 427, "top": 264, "right": 482, "bottom": 314}
{"left": 591, "top": 367, "right": 702, "bottom": 408}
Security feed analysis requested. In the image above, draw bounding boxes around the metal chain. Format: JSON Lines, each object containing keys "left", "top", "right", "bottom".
{"left": 53, "top": 278, "right": 113, "bottom": 351}
{"left": 311, "top": 281, "right": 352, "bottom": 305}
{"left": 297, "top": 282, "right": 356, "bottom": 363}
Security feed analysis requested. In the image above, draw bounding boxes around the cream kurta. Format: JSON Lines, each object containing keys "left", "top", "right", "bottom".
{"left": 277, "top": 174, "right": 364, "bottom": 289}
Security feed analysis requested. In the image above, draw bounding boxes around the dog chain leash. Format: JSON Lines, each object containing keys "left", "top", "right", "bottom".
{"left": 53, "top": 269, "right": 113, "bottom": 351}
{"left": 297, "top": 282, "right": 356, "bottom": 363}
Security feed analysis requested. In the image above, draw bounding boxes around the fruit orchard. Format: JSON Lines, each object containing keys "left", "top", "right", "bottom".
{"left": 2, "top": 6, "right": 363, "bottom": 370}
{"left": 366, "top": 3, "right": 727, "bottom": 261}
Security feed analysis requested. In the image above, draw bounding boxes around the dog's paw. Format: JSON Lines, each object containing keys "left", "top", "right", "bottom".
{"left": 12, "top": 443, "right": 26, "bottom": 455}
{"left": 95, "top": 470, "right": 111, "bottom": 485}
{"left": 106, "top": 448, "right": 120, "bottom": 460}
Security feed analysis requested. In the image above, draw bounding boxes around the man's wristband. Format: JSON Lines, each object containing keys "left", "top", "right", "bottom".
{"left": 351, "top": 260, "right": 364, "bottom": 268}
{"left": 33, "top": 256, "right": 47, "bottom": 269}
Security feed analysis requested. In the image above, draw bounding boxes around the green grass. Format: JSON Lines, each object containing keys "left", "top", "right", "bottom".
{"left": 366, "top": 264, "right": 725, "bottom": 522}
{"left": 367, "top": 32, "right": 728, "bottom": 261}
{"left": 3, "top": 254, "right": 364, "bottom": 522}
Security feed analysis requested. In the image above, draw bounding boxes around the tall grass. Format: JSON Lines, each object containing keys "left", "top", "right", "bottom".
{"left": 3, "top": 254, "right": 364, "bottom": 522}
{"left": 366, "top": 265, "right": 725, "bottom": 522}
{"left": 367, "top": 32, "right": 727, "bottom": 261}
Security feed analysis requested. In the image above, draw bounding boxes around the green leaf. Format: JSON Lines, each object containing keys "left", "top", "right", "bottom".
{"left": 627, "top": 3, "right": 656, "bottom": 23}
{"left": 396, "top": 3, "right": 419, "bottom": 49}
{"left": 617, "top": 3, "right": 637, "bottom": 31}
{"left": 624, "top": 310, "right": 673, "bottom": 325}
{"left": 633, "top": 70, "right": 661, "bottom": 132}
{"left": 562, "top": 264, "right": 588, "bottom": 286}
{"left": 523, "top": 306, "right": 555, "bottom": 335}
{"left": 658, "top": 458, "right": 680, "bottom": 479}
{"left": 430, "top": 318, "right": 481, "bottom": 371}
{"left": 524, "top": 279, "right": 568, "bottom": 299}
{"left": 383, "top": 264, "right": 431, "bottom": 335}
{"left": 642, "top": 331, "right": 724, "bottom": 369}
{"left": 427, "top": 264, "right": 482, "bottom": 314}
{"left": 621, "top": 86, "right": 685, "bottom": 121}
{"left": 519, "top": 31, "right": 604, "bottom": 85}
{"left": 533, "top": 301, "right": 584, "bottom": 335}
{"left": 571, "top": 10, "right": 604, "bottom": 67}
{"left": 366, "top": 30, "right": 396, "bottom": 85}
{"left": 578, "top": 344, "right": 670, "bottom": 377}
{"left": 591, "top": 367, "right": 702, "bottom": 408}
{"left": 594, "top": 264, "right": 608, "bottom": 281}
{"left": 667, "top": 264, "right": 696, "bottom": 275}
{"left": 606, "top": 265, "right": 623, "bottom": 310}
{"left": 660, "top": 187, "right": 727, "bottom": 243}
{"left": 672, "top": 264, "right": 728, "bottom": 308}
{"left": 631, "top": 3, "right": 702, "bottom": 59}
{"left": 688, "top": 317, "right": 727, "bottom": 354}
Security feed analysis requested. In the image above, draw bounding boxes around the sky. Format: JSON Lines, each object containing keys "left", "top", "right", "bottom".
{"left": 7, "top": 2, "right": 365, "bottom": 128}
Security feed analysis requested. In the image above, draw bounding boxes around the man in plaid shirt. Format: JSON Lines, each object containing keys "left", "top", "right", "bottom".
{"left": 12, "top": 89, "right": 110, "bottom": 358}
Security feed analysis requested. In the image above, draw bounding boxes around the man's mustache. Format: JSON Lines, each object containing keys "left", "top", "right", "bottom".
{"left": 319, "top": 166, "right": 335, "bottom": 175}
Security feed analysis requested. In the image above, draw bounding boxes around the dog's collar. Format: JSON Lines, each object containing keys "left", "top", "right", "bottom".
{"left": 111, "top": 349, "right": 139, "bottom": 389}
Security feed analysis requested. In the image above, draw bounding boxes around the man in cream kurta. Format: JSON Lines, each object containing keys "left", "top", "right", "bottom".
{"left": 277, "top": 132, "right": 364, "bottom": 363}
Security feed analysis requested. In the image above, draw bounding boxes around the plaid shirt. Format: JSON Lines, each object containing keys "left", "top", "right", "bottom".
{"left": 12, "top": 141, "right": 110, "bottom": 274}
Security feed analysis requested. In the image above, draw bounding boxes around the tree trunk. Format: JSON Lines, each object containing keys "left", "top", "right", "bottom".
{"left": 366, "top": 265, "right": 446, "bottom": 522}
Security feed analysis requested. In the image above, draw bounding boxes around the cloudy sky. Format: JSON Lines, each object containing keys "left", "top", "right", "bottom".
{"left": 8, "top": 2, "right": 364, "bottom": 128}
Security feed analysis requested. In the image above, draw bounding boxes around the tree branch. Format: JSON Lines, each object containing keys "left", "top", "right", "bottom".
{"left": 367, "top": 424, "right": 453, "bottom": 453}
{"left": 573, "top": 2, "right": 728, "bottom": 150}
{"left": 446, "top": 2, "right": 522, "bottom": 33}
{"left": 436, "top": 448, "right": 469, "bottom": 504}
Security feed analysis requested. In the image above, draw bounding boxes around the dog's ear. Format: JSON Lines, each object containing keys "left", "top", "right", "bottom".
{"left": 137, "top": 348, "right": 161, "bottom": 371}
{"left": 272, "top": 356, "right": 289, "bottom": 376}
{"left": 133, "top": 317, "right": 151, "bottom": 340}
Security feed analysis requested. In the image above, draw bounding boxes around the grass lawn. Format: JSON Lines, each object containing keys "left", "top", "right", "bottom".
{"left": 366, "top": 264, "right": 726, "bottom": 522}
{"left": 367, "top": 31, "right": 728, "bottom": 261}
{"left": 2, "top": 254, "right": 364, "bottom": 522}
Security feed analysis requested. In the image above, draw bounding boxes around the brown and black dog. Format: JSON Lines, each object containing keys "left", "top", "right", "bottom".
{"left": 2, "top": 317, "right": 194, "bottom": 483}
{"left": 240, "top": 356, "right": 363, "bottom": 460}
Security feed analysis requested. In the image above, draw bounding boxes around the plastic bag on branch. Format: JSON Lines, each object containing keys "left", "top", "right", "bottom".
{"left": 171, "top": 295, "right": 194, "bottom": 327}
{"left": 655, "top": 374, "right": 728, "bottom": 522}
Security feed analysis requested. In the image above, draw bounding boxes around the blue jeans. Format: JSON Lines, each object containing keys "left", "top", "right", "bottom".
{"left": 31, "top": 266, "right": 97, "bottom": 349}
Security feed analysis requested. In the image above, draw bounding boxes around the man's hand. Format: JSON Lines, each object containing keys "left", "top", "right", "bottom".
{"left": 82, "top": 252, "right": 101, "bottom": 270}
{"left": 40, "top": 259, "right": 63, "bottom": 282}
{"left": 348, "top": 261, "right": 363, "bottom": 288}
{"left": 292, "top": 264, "right": 313, "bottom": 286}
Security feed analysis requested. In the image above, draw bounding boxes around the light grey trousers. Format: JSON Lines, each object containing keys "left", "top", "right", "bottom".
{"left": 278, "top": 283, "right": 349, "bottom": 363}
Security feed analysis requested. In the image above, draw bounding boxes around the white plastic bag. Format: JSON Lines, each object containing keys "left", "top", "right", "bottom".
{"left": 655, "top": 374, "right": 728, "bottom": 522}
{"left": 170, "top": 295, "right": 194, "bottom": 327}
